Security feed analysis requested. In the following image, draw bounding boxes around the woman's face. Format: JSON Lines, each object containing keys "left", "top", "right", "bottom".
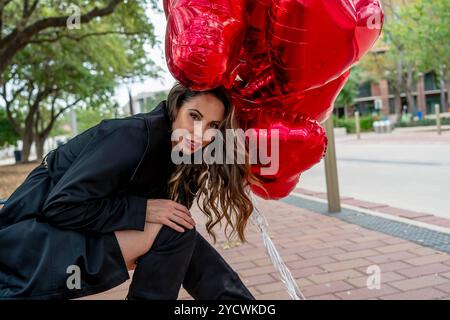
{"left": 171, "top": 93, "right": 226, "bottom": 154}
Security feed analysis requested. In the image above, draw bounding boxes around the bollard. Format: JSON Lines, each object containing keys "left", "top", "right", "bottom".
{"left": 324, "top": 117, "right": 341, "bottom": 213}
{"left": 355, "top": 111, "right": 361, "bottom": 139}
{"left": 435, "top": 104, "right": 441, "bottom": 135}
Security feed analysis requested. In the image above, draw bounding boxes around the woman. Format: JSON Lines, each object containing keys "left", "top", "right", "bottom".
{"left": 0, "top": 82, "right": 257, "bottom": 300}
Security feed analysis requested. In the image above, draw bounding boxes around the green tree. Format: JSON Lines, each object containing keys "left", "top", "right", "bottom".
{"left": 397, "top": 0, "right": 449, "bottom": 111}
{"left": 0, "top": 1, "right": 161, "bottom": 162}
{"left": 335, "top": 67, "right": 361, "bottom": 120}
{"left": 0, "top": 108, "right": 19, "bottom": 147}
{"left": 0, "top": 0, "right": 160, "bottom": 82}
{"left": 358, "top": 0, "right": 410, "bottom": 121}
{"left": 360, "top": 0, "right": 449, "bottom": 119}
{"left": 55, "top": 105, "right": 116, "bottom": 136}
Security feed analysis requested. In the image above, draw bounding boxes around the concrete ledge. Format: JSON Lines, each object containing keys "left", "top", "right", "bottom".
{"left": 334, "top": 127, "right": 347, "bottom": 136}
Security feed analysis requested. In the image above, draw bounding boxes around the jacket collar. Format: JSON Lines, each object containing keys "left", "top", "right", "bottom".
{"left": 129, "top": 100, "right": 176, "bottom": 196}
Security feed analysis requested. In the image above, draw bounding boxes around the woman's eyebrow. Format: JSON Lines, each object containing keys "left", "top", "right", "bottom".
{"left": 189, "top": 108, "right": 203, "bottom": 117}
{"left": 189, "top": 108, "right": 221, "bottom": 123}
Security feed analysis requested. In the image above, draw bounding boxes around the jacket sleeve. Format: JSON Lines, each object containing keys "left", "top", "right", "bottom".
{"left": 40, "top": 119, "right": 149, "bottom": 233}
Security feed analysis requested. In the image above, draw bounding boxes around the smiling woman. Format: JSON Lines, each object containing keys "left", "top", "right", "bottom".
{"left": 165, "top": 82, "right": 260, "bottom": 245}
{"left": 0, "top": 81, "right": 258, "bottom": 300}
{"left": 171, "top": 93, "right": 225, "bottom": 154}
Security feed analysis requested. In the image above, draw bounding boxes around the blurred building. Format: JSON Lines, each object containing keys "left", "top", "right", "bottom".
{"left": 341, "top": 68, "right": 447, "bottom": 119}
{"left": 335, "top": 0, "right": 448, "bottom": 119}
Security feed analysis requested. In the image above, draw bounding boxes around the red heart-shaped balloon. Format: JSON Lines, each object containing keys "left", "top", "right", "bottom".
{"left": 251, "top": 173, "right": 300, "bottom": 200}
{"left": 266, "top": 0, "right": 384, "bottom": 93}
{"left": 237, "top": 0, "right": 272, "bottom": 83}
{"left": 164, "top": 0, "right": 384, "bottom": 199}
{"left": 232, "top": 69, "right": 350, "bottom": 123}
{"left": 165, "top": 0, "right": 246, "bottom": 90}
{"left": 238, "top": 107, "right": 327, "bottom": 181}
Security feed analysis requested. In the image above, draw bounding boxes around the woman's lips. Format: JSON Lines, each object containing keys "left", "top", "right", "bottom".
{"left": 185, "top": 138, "right": 200, "bottom": 151}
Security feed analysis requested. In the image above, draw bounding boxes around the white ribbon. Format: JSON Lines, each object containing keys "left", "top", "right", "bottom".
{"left": 249, "top": 193, "right": 306, "bottom": 300}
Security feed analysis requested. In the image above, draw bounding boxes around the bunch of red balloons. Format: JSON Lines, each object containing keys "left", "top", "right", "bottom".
{"left": 164, "top": 0, "right": 384, "bottom": 199}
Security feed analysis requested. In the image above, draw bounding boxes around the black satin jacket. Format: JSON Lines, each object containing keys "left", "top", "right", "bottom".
{"left": 0, "top": 100, "right": 183, "bottom": 299}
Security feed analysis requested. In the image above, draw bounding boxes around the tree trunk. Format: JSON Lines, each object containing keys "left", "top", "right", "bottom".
{"left": 439, "top": 78, "right": 446, "bottom": 114}
{"left": 394, "top": 53, "right": 404, "bottom": 122}
{"left": 128, "top": 86, "right": 134, "bottom": 115}
{"left": 20, "top": 130, "right": 33, "bottom": 163}
{"left": 35, "top": 135, "right": 47, "bottom": 162}
{"left": 394, "top": 93, "right": 402, "bottom": 122}
{"left": 440, "top": 66, "right": 449, "bottom": 112}
{"left": 405, "top": 67, "right": 416, "bottom": 116}
{"left": 446, "top": 79, "right": 450, "bottom": 112}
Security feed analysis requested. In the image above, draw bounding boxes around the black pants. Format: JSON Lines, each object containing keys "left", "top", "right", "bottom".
{"left": 127, "top": 225, "right": 255, "bottom": 300}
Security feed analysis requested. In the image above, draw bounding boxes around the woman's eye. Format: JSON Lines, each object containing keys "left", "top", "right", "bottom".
{"left": 190, "top": 113, "right": 200, "bottom": 120}
{"left": 210, "top": 123, "right": 219, "bottom": 129}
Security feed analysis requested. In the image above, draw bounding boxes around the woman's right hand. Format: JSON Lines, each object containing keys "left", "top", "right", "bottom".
{"left": 145, "top": 199, "right": 196, "bottom": 232}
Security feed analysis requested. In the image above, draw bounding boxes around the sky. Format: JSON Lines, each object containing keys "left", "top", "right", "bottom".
{"left": 113, "top": 4, "right": 176, "bottom": 106}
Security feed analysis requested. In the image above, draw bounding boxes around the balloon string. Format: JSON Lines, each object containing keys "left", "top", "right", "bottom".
{"left": 249, "top": 193, "right": 306, "bottom": 300}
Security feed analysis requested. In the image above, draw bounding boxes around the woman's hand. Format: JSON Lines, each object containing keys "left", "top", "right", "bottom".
{"left": 145, "top": 199, "right": 196, "bottom": 232}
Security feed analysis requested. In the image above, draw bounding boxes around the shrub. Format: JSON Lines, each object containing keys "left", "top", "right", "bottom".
{"left": 394, "top": 117, "right": 450, "bottom": 127}
{"left": 335, "top": 115, "right": 373, "bottom": 133}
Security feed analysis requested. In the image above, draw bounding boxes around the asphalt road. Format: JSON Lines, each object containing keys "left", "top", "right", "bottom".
{"left": 298, "top": 129, "right": 450, "bottom": 219}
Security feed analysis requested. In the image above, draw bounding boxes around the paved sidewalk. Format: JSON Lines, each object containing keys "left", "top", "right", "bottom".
{"left": 81, "top": 191, "right": 450, "bottom": 300}
{"left": 294, "top": 188, "right": 450, "bottom": 230}
{"left": 336, "top": 129, "right": 450, "bottom": 145}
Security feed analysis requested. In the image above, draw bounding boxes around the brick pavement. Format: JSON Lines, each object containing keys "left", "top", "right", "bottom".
{"left": 80, "top": 189, "right": 450, "bottom": 300}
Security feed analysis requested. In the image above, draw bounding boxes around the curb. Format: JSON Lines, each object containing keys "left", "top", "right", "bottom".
{"left": 293, "top": 188, "right": 450, "bottom": 230}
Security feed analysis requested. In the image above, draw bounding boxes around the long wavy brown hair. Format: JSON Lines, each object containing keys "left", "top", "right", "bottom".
{"left": 166, "top": 82, "right": 260, "bottom": 244}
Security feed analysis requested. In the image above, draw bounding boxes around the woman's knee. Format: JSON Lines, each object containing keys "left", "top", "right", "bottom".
{"left": 151, "top": 224, "right": 198, "bottom": 251}
{"left": 116, "top": 223, "right": 198, "bottom": 270}
{"left": 114, "top": 222, "right": 164, "bottom": 270}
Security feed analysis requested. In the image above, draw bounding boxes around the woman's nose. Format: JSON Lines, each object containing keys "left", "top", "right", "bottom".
{"left": 192, "top": 121, "right": 207, "bottom": 140}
